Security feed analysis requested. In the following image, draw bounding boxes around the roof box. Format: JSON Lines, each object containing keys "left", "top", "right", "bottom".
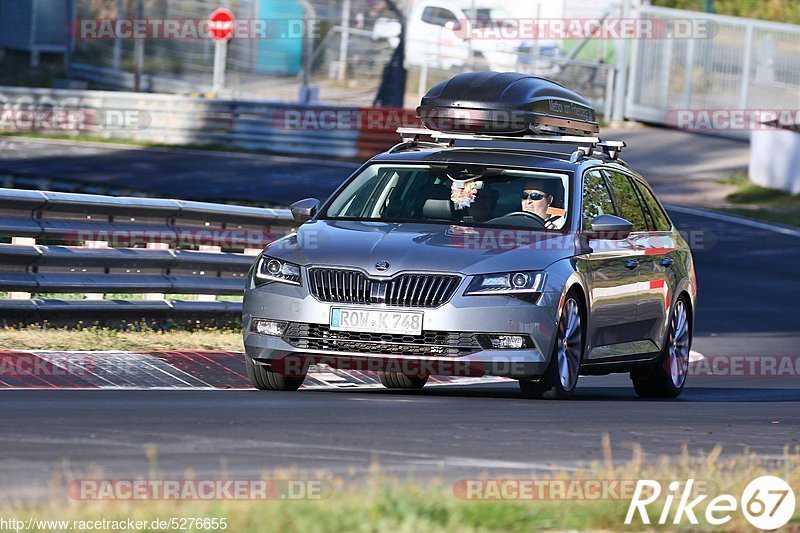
{"left": 417, "top": 72, "right": 599, "bottom": 137}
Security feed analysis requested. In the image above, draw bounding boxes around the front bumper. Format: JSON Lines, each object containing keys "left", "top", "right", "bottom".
{"left": 242, "top": 280, "right": 560, "bottom": 379}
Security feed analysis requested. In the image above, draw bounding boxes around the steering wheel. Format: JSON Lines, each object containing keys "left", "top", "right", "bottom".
{"left": 486, "top": 211, "right": 546, "bottom": 228}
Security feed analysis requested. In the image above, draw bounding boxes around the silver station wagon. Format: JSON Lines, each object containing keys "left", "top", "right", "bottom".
{"left": 243, "top": 72, "right": 696, "bottom": 399}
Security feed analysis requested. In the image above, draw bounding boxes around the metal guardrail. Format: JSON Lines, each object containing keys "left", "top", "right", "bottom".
{"left": 0, "top": 188, "right": 295, "bottom": 321}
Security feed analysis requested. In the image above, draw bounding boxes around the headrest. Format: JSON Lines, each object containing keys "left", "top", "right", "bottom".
{"left": 422, "top": 198, "right": 454, "bottom": 220}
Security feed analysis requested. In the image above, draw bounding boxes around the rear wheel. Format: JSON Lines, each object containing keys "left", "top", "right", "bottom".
{"left": 631, "top": 297, "right": 691, "bottom": 398}
{"left": 378, "top": 371, "right": 428, "bottom": 390}
{"left": 245, "top": 356, "right": 305, "bottom": 391}
{"left": 519, "top": 294, "right": 585, "bottom": 400}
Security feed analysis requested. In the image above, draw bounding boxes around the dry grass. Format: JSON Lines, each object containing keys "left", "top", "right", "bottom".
{"left": 0, "top": 326, "right": 243, "bottom": 352}
{"left": 2, "top": 445, "right": 798, "bottom": 532}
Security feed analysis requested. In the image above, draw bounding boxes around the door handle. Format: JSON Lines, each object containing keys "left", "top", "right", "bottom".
{"left": 660, "top": 257, "right": 674, "bottom": 268}
{"left": 625, "top": 259, "right": 639, "bottom": 270}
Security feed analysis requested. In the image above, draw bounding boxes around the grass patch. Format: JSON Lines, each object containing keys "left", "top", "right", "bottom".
{"left": 0, "top": 325, "right": 243, "bottom": 351}
{"left": 3, "top": 447, "right": 799, "bottom": 531}
{"left": 719, "top": 207, "right": 800, "bottom": 228}
{"left": 716, "top": 174, "right": 800, "bottom": 227}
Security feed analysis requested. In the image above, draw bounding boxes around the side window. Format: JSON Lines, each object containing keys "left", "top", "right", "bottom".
{"left": 603, "top": 171, "right": 648, "bottom": 232}
{"left": 634, "top": 180, "right": 672, "bottom": 231}
{"left": 422, "top": 7, "right": 457, "bottom": 27}
{"left": 581, "top": 170, "right": 615, "bottom": 229}
{"left": 421, "top": 7, "right": 438, "bottom": 24}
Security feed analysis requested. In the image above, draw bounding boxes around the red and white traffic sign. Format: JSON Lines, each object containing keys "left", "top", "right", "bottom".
{"left": 208, "top": 8, "right": 235, "bottom": 41}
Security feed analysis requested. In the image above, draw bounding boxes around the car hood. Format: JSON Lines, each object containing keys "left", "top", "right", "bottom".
{"left": 265, "top": 220, "right": 578, "bottom": 276}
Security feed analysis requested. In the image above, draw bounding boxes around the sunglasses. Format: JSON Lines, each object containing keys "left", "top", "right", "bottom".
{"left": 520, "top": 192, "right": 548, "bottom": 201}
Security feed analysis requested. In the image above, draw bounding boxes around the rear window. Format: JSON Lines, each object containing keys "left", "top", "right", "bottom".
{"left": 634, "top": 180, "right": 672, "bottom": 231}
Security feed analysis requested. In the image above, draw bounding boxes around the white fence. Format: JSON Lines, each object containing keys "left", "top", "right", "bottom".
{"left": 626, "top": 5, "right": 800, "bottom": 137}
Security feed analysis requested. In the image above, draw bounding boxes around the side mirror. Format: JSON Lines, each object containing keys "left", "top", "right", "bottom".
{"left": 444, "top": 20, "right": 461, "bottom": 31}
{"left": 290, "top": 198, "right": 320, "bottom": 224}
{"left": 585, "top": 214, "right": 633, "bottom": 240}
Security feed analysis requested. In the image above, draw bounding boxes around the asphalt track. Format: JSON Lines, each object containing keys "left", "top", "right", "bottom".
{"left": 2, "top": 208, "right": 799, "bottom": 499}
{"left": 0, "top": 129, "right": 796, "bottom": 499}
{"left": 0, "top": 127, "right": 748, "bottom": 203}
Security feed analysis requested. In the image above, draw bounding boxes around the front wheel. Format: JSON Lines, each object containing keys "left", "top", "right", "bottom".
{"left": 631, "top": 297, "right": 691, "bottom": 398}
{"left": 245, "top": 356, "right": 305, "bottom": 391}
{"left": 519, "top": 295, "right": 585, "bottom": 400}
{"left": 378, "top": 372, "right": 428, "bottom": 390}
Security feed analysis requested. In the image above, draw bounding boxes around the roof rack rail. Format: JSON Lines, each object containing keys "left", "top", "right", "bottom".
{"left": 397, "top": 127, "right": 599, "bottom": 146}
{"left": 395, "top": 127, "right": 626, "bottom": 161}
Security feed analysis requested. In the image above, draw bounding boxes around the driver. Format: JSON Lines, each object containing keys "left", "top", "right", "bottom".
{"left": 520, "top": 179, "right": 553, "bottom": 220}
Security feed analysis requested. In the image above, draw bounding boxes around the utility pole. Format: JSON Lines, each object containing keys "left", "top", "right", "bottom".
{"left": 112, "top": 0, "right": 123, "bottom": 70}
{"left": 337, "top": 0, "right": 351, "bottom": 81}
{"left": 611, "top": 0, "right": 630, "bottom": 122}
{"left": 298, "top": 0, "right": 316, "bottom": 102}
{"left": 134, "top": 0, "right": 144, "bottom": 91}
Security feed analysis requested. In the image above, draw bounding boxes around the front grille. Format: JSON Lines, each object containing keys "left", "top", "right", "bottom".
{"left": 307, "top": 268, "right": 460, "bottom": 308}
{"left": 284, "top": 323, "right": 481, "bottom": 357}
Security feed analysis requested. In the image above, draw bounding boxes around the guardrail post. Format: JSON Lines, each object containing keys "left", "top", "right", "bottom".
{"left": 145, "top": 241, "right": 169, "bottom": 301}
{"left": 197, "top": 244, "right": 221, "bottom": 302}
{"left": 83, "top": 240, "right": 108, "bottom": 300}
{"left": 8, "top": 237, "right": 35, "bottom": 300}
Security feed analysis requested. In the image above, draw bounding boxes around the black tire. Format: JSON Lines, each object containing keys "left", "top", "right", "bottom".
{"left": 519, "top": 292, "right": 585, "bottom": 400}
{"left": 245, "top": 356, "right": 305, "bottom": 391}
{"left": 631, "top": 296, "right": 691, "bottom": 399}
{"left": 378, "top": 371, "right": 428, "bottom": 390}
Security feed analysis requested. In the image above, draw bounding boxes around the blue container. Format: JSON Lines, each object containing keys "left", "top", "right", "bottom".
{"left": 255, "top": 0, "right": 304, "bottom": 75}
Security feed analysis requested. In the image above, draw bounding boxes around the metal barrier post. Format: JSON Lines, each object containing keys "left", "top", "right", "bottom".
{"left": 8, "top": 237, "right": 35, "bottom": 300}
{"left": 83, "top": 239, "right": 108, "bottom": 300}
{"left": 144, "top": 241, "right": 169, "bottom": 301}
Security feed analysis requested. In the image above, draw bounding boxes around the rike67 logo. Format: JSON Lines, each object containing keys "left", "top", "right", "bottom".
{"left": 626, "top": 476, "right": 796, "bottom": 530}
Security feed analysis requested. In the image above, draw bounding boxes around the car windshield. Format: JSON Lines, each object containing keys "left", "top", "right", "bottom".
{"left": 323, "top": 164, "right": 570, "bottom": 231}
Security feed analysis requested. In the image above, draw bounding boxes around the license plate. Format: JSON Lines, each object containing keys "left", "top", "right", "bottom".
{"left": 330, "top": 308, "right": 423, "bottom": 335}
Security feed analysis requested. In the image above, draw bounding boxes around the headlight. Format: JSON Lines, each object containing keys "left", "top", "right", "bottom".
{"left": 464, "top": 271, "right": 545, "bottom": 295}
{"left": 254, "top": 256, "right": 301, "bottom": 286}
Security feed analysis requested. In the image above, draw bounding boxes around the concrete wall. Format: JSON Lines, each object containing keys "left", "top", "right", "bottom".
{"left": 749, "top": 129, "right": 800, "bottom": 194}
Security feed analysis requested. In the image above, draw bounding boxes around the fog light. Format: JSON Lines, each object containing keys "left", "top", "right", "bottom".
{"left": 478, "top": 334, "right": 533, "bottom": 350}
{"left": 251, "top": 319, "right": 287, "bottom": 336}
